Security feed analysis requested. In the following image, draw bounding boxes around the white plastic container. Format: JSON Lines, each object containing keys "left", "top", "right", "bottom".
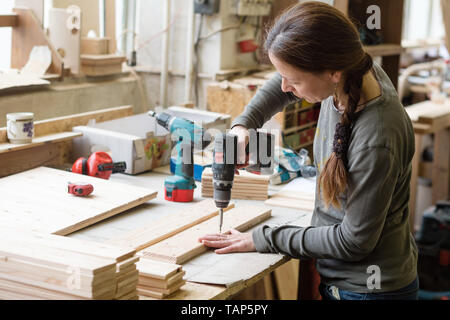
{"left": 6, "top": 112, "right": 34, "bottom": 144}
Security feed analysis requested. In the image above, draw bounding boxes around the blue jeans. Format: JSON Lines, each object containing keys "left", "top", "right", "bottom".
{"left": 319, "top": 277, "right": 419, "bottom": 300}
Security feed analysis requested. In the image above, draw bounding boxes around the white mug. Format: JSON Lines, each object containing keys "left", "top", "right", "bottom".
{"left": 7, "top": 112, "right": 34, "bottom": 144}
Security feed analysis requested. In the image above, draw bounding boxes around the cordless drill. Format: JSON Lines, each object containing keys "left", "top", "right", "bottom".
{"left": 148, "top": 111, "right": 210, "bottom": 202}
{"left": 212, "top": 131, "right": 275, "bottom": 233}
{"left": 212, "top": 133, "right": 238, "bottom": 233}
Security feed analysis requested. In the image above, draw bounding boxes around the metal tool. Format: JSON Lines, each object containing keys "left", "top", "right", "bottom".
{"left": 148, "top": 110, "right": 211, "bottom": 202}
{"left": 68, "top": 182, "right": 94, "bottom": 197}
{"left": 212, "top": 133, "right": 238, "bottom": 233}
{"left": 212, "top": 130, "right": 275, "bottom": 233}
{"left": 72, "top": 152, "right": 126, "bottom": 180}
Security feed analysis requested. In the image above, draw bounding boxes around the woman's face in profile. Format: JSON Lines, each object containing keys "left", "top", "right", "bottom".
{"left": 269, "top": 52, "right": 340, "bottom": 104}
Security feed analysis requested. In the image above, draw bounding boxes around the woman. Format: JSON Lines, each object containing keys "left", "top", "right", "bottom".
{"left": 199, "top": 2, "right": 418, "bottom": 300}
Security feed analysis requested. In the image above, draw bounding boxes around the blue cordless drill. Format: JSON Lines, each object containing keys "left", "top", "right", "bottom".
{"left": 149, "top": 111, "right": 210, "bottom": 202}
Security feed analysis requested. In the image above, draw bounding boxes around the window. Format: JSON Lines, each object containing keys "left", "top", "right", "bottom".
{"left": 403, "top": 0, "right": 445, "bottom": 42}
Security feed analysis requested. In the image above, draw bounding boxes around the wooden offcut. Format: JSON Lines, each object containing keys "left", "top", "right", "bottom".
{"left": 107, "top": 199, "right": 235, "bottom": 251}
{"left": 141, "top": 206, "right": 272, "bottom": 264}
{"left": 137, "top": 257, "right": 186, "bottom": 299}
{"left": 0, "top": 167, "right": 157, "bottom": 235}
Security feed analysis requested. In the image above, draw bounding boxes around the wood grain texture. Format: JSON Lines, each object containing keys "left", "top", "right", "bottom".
{"left": 11, "top": 8, "right": 64, "bottom": 76}
{"left": 0, "top": 106, "right": 133, "bottom": 143}
{"left": 107, "top": 200, "right": 235, "bottom": 251}
{"left": 0, "top": 143, "right": 60, "bottom": 178}
{"left": 201, "top": 168, "right": 269, "bottom": 200}
{"left": 0, "top": 167, "right": 157, "bottom": 235}
{"left": 265, "top": 190, "right": 315, "bottom": 211}
{"left": 137, "top": 258, "right": 182, "bottom": 280}
{"left": 141, "top": 206, "right": 272, "bottom": 264}
{"left": 0, "top": 14, "right": 18, "bottom": 27}
{"left": 0, "top": 132, "right": 82, "bottom": 154}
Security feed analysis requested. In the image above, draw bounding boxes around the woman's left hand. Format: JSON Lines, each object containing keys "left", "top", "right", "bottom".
{"left": 198, "top": 229, "right": 256, "bottom": 254}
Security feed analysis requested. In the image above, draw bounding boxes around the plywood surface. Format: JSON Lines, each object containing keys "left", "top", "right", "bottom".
{"left": 141, "top": 206, "right": 272, "bottom": 264}
{"left": 107, "top": 199, "right": 235, "bottom": 251}
{"left": 0, "top": 167, "right": 157, "bottom": 235}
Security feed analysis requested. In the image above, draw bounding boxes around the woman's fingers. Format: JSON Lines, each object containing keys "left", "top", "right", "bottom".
{"left": 198, "top": 234, "right": 227, "bottom": 242}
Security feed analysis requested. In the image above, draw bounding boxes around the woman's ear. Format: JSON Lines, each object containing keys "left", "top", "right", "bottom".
{"left": 330, "top": 71, "right": 342, "bottom": 84}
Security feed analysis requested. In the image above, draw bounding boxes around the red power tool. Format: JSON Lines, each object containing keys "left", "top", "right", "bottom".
{"left": 68, "top": 182, "right": 94, "bottom": 197}
{"left": 72, "top": 152, "right": 127, "bottom": 180}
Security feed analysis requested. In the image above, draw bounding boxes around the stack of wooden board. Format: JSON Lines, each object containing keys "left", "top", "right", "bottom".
{"left": 136, "top": 256, "right": 186, "bottom": 299}
{"left": 0, "top": 228, "right": 139, "bottom": 300}
{"left": 201, "top": 168, "right": 269, "bottom": 200}
{"left": 113, "top": 255, "right": 140, "bottom": 300}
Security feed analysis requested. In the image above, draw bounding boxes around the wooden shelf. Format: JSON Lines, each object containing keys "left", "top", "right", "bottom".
{"left": 0, "top": 14, "right": 18, "bottom": 27}
{"left": 0, "top": 132, "right": 82, "bottom": 154}
{"left": 284, "top": 104, "right": 316, "bottom": 115}
{"left": 364, "top": 44, "right": 403, "bottom": 57}
{"left": 283, "top": 121, "right": 317, "bottom": 135}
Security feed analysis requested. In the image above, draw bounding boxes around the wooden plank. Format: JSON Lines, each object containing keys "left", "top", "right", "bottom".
{"left": 138, "top": 271, "right": 186, "bottom": 289}
{"left": 0, "top": 227, "right": 135, "bottom": 263}
{"left": 11, "top": 8, "right": 64, "bottom": 76}
{"left": 265, "top": 190, "right": 315, "bottom": 211}
{"left": 138, "top": 280, "right": 186, "bottom": 299}
{"left": 136, "top": 258, "right": 182, "bottom": 281}
{"left": 0, "top": 142, "right": 60, "bottom": 178}
{"left": 0, "top": 14, "right": 18, "bottom": 27}
{"left": 0, "top": 132, "right": 82, "bottom": 154}
{"left": 141, "top": 206, "right": 272, "bottom": 264}
{"left": 0, "top": 167, "right": 158, "bottom": 235}
{"left": 107, "top": 200, "right": 235, "bottom": 251}
{"left": 273, "top": 259, "right": 299, "bottom": 300}
{"left": 0, "top": 106, "right": 133, "bottom": 143}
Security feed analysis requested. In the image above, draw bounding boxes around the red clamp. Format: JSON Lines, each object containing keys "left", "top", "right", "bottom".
{"left": 68, "top": 182, "right": 94, "bottom": 197}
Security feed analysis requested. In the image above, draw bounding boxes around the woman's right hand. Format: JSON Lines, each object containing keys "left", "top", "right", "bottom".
{"left": 229, "top": 125, "right": 249, "bottom": 169}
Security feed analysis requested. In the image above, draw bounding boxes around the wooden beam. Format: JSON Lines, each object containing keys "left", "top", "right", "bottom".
{"left": 0, "top": 14, "right": 18, "bottom": 27}
{"left": 11, "top": 8, "right": 64, "bottom": 76}
{"left": 141, "top": 206, "right": 272, "bottom": 264}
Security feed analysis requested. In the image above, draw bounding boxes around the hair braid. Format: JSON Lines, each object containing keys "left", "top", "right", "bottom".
{"left": 319, "top": 53, "right": 373, "bottom": 208}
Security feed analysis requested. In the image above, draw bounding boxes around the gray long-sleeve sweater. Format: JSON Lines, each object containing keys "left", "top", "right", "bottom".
{"left": 232, "top": 62, "right": 418, "bottom": 293}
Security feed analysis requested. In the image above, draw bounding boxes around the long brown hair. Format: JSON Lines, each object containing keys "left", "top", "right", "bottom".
{"left": 265, "top": 1, "right": 373, "bottom": 208}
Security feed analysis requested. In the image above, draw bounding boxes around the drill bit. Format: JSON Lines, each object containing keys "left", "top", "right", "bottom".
{"left": 219, "top": 208, "right": 223, "bottom": 234}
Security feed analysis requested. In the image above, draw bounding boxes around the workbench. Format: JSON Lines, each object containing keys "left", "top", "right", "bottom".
{"left": 406, "top": 100, "right": 450, "bottom": 233}
{"left": 67, "top": 170, "right": 314, "bottom": 300}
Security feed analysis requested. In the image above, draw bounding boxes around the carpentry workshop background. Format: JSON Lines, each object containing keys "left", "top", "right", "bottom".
{"left": 0, "top": 0, "right": 449, "bottom": 305}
